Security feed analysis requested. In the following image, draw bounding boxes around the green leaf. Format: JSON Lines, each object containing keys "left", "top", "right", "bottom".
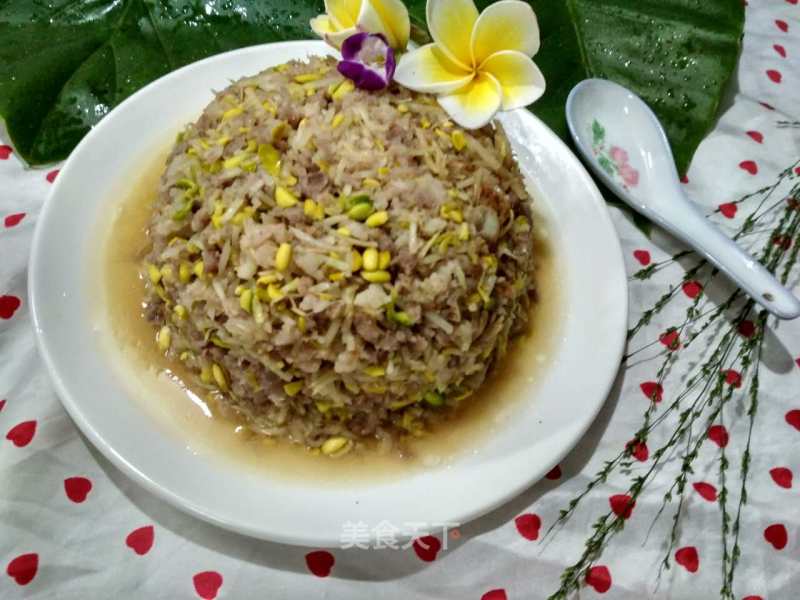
{"left": 0, "top": 0, "right": 743, "bottom": 175}
{"left": 591, "top": 120, "right": 605, "bottom": 146}
{"left": 0, "top": 0, "right": 324, "bottom": 165}
{"left": 519, "top": 0, "right": 744, "bottom": 176}
{"left": 597, "top": 155, "right": 615, "bottom": 177}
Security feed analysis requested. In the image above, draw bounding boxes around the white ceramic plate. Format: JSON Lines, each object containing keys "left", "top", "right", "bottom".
{"left": 29, "top": 41, "right": 627, "bottom": 547}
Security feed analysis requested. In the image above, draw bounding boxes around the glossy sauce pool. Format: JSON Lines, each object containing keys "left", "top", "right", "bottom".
{"left": 94, "top": 150, "right": 563, "bottom": 485}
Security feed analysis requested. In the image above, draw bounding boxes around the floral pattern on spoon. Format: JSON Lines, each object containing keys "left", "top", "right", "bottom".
{"left": 590, "top": 119, "right": 639, "bottom": 190}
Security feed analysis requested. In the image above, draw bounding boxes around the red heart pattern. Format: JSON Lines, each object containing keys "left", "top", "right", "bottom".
{"left": 6, "top": 553, "right": 38, "bottom": 586}
{"left": 738, "top": 320, "right": 756, "bottom": 338}
{"left": 775, "top": 19, "right": 789, "bottom": 32}
{"left": 6, "top": 420, "right": 37, "bottom": 447}
{"left": 759, "top": 101, "right": 775, "bottom": 110}
{"left": 719, "top": 202, "right": 738, "bottom": 218}
{"left": 305, "top": 550, "right": 335, "bottom": 576}
{"left": 481, "top": 589, "right": 507, "bottom": 600}
{"left": 46, "top": 169, "right": 59, "bottom": 183}
{"left": 0, "top": 145, "right": 12, "bottom": 159}
{"left": 545, "top": 465, "right": 562, "bottom": 480}
{"left": 640, "top": 381, "right": 663, "bottom": 403}
{"left": 633, "top": 249, "right": 651, "bottom": 266}
{"left": 609, "top": 494, "right": 635, "bottom": 519}
{"left": 659, "top": 329, "right": 680, "bottom": 351}
{"left": 682, "top": 280, "right": 703, "bottom": 299}
{"left": 764, "top": 524, "right": 788, "bottom": 550}
{"left": 766, "top": 69, "right": 782, "bottom": 83}
{"left": 742, "top": 596, "right": 763, "bottom": 600}
{"left": 774, "top": 44, "right": 786, "bottom": 58}
{"left": 770, "top": 467, "right": 792, "bottom": 489}
{"left": 746, "top": 130, "right": 764, "bottom": 143}
{"left": 724, "top": 370, "right": 742, "bottom": 388}
{"left": 707, "top": 424, "right": 729, "bottom": 447}
{"left": 64, "top": 477, "right": 92, "bottom": 503}
{"left": 675, "top": 546, "right": 699, "bottom": 572}
{"left": 739, "top": 160, "right": 758, "bottom": 175}
{"left": 0, "top": 295, "right": 21, "bottom": 319}
{"left": 0, "top": 399, "right": 5, "bottom": 412}
{"left": 626, "top": 439, "right": 649, "bottom": 462}
{"left": 193, "top": 571, "right": 223, "bottom": 599}
{"left": 585, "top": 565, "right": 612, "bottom": 593}
{"left": 693, "top": 482, "right": 717, "bottom": 502}
{"left": 784, "top": 410, "right": 800, "bottom": 431}
{"left": 4, "top": 213, "right": 25, "bottom": 228}
{"left": 515, "top": 513, "right": 541, "bottom": 541}
{"left": 412, "top": 536, "right": 441, "bottom": 562}
{"left": 126, "top": 526, "right": 155, "bottom": 555}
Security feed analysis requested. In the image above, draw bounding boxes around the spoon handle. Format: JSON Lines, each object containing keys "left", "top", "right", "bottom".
{"left": 645, "top": 192, "right": 800, "bottom": 319}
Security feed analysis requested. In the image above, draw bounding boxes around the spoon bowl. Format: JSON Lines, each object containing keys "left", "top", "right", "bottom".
{"left": 566, "top": 78, "right": 800, "bottom": 320}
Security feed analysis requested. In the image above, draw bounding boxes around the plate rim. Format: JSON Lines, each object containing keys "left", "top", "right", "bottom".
{"left": 29, "top": 40, "right": 628, "bottom": 546}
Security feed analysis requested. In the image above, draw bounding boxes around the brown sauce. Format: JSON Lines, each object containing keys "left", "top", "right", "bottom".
{"left": 93, "top": 149, "right": 562, "bottom": 485}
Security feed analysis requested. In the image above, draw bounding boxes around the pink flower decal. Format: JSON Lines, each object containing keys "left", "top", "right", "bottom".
{"left": 609, "top": 146, "right": 628, "bottom": 167}
{"left": 619, "top": 163, "right": 640, "bottom": 187}
{"left": 591, "top": 120, "right": 640, "bottom": 190}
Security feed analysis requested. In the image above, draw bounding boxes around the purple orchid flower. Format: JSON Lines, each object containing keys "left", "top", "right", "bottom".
{"left": 337, "top": 32, "right": 396, "bottom": 91}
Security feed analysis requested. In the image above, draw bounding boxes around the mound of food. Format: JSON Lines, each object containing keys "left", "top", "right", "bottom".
{"left": 142, "top": 56, "right": 535, "bottom": 456}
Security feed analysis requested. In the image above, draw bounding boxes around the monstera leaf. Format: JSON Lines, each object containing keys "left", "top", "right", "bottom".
{"left": 0, "top": 0, "right": 743, "bottom": 171}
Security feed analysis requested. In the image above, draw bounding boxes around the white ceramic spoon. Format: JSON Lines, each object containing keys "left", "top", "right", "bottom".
{"left": 566, "top": 78, "right": 800, "bottom": 320}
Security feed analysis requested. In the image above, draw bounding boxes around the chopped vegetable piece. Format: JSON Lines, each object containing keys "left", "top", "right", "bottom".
{"left": 365, "top": 211, "right": 388, "bottom": 227}
{"left": 424, "top": 390, "right": 444, "bottom": 407}
{"left": 275, "top": 186, "right": 298, "bottom": 208}
{"left": 212, "top": 363, "right": 228, "bottom": 391}
{"left": 275, "top": 243, "right": 292, "bottom": 272}
{"left": 321, "top": 436, "right": 351, "bottom": 456}
{"left": 451, "top": 130, "right": 467, "bottom": 151}
{"left": 283, "top": 380, "right": 304, "bottom": 396}
{"left": 347, "top": 201, "right": 374, "bottom": 221}
{"left": 222, "top": 106, "right": 244, "bottom": 120}
{"left": 157, "top": 326, "right": 171, "bottom": 351}
{"left": 147, "top": 263, "right": 162, "bottom": 284}
{"left": 331, "top": 113, "right": 345, "bottom": 128}
{"left": 252, "top": 296, "right": 265, "bottom": 324}
{"left": 378, "top": 250, "right": 391, "bottom": 270}
{"left": 362, "top": 248, "right": 379, "bottom": 271}
{"left": 258, "top": 143, "right": 281, "bottom": 176}
{"left": 239, "top": 288, "right": 253, "bottom": 313}
{"left": 350, "top": 250, "right": 363, "bottom": 272}
{"left": 332, "top": 79, "right": 355, "bottom": 101}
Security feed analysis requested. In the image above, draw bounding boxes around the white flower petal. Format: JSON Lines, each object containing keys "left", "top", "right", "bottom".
{"left": 438, "top": 71, "right": 503, "bottom": 129}
{"left": 311, "top": 15, "right": 359, "bottom": 49}
{"left": 357, "top": 0, "right": 410, "bottom": 50}
{"left": 481, "top": 50, "right": 546, "bottom": 110}
{"left": 427, "top": 0, "right": 479, "bottom": 70}
{"left": 310, "top": 14, "right": 338, "bottom": 36}
{"left": 325, "top": 0, "right": 361, "bottom": 29}
{"left": 394, "top": 43, "right": 474, "bottom": 94}
{"left": 471, "top": 0, "right": 540, "bottom": 65}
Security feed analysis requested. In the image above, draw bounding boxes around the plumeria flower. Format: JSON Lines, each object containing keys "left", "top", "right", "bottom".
{"left": 394, "top": 0, "right": 546, "bottom": 129}
{"left": 311, "top": 0, "right": 410, "bottom": 51}
{"left": 338, "top": 33, "right": 396, "bottom": 90}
